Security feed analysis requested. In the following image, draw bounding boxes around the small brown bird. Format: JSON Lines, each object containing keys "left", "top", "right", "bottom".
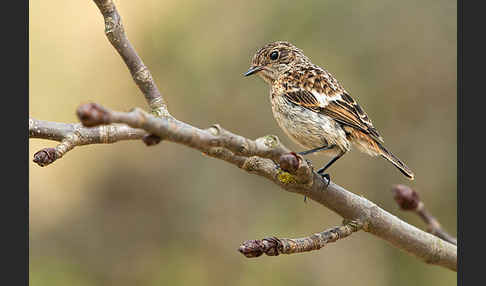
{"left": 244, "top": 41, "right": 414, "bottom": 182}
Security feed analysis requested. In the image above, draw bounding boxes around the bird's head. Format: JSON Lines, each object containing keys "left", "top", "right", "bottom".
{"left": 244, "top": 41, "right": 309, "bottom": 84}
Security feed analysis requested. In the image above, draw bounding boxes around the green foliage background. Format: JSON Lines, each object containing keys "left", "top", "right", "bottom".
{"left": 30, "top": 0, "right": 456, "bottom": 285}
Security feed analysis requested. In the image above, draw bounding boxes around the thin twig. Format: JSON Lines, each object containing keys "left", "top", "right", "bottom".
{"left": 392, "top": 184, "right": 457, "bottom": 245}
{"left": 92, "top": 0, "right": 169, "bottom": 117}
{"left": 29, "top": 117, "right": 146, "bottom": 166}
{"left": 239, "top": 220, "right": 363, "bottom": 257}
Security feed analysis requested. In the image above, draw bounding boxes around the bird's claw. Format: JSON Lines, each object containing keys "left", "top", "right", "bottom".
{"left": 318, "top": 172, "right": 331, "bottom": 187}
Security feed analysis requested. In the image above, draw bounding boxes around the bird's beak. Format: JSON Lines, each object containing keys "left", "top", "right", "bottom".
{"left": 243, "top": 66, "right": 263, "bottom": 77}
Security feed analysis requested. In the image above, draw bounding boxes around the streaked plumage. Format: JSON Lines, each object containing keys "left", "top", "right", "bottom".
{"left": 245, "top": 41, "right": 414, "bottom": 180}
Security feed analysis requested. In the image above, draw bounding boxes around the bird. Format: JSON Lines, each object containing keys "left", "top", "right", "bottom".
{"left": 244, "top": 41, "right": 414, "bottom": 183}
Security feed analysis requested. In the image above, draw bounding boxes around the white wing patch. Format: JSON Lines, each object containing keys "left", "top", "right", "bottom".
{"left": 311, "top": 90, "right": 342, "bottom": 107}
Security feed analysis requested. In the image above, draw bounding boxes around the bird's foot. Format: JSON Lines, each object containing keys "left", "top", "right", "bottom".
{"left": 317, "top": 172, "right": 331, "bottom": 187}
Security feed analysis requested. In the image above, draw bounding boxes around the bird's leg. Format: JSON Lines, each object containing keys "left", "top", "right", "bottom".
{"left": 317, "top": 153, "right": 344, "bottom": 186}
{"left": 298, "top": 145, "right": 334, "bottom": 156}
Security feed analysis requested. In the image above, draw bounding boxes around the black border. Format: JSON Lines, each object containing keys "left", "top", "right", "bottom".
{"left": 2, "top": 0, "right": 29, "bottom": 285}
{"left": 459, "top": 0, "right": 484, "bottom": 284}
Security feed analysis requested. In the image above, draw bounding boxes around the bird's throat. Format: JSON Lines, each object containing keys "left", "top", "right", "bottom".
{"left": 258, "top": 69, "right": 277, "bottom": 85}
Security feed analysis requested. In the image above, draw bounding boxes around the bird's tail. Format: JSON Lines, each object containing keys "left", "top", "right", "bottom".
{"left": 376, "top": 141, "right": 414, "bottom": 180}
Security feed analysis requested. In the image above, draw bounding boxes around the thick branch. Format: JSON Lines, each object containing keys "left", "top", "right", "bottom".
{"left": 239, "top": 220, "right": 363, "bottom": 257}
{"left": 392, "top": 185, "right": 457, "bottom": 245}
{"left": 74, "top": 103, "right": 457, "bottom": 271}
{"left": 76, "top": 103, "right": 314, "bottom": 185}
{"left": 29, "top": 117, "right": 146, "bottom": 166}
{"left": 92, "top": 0, "right": 169, "bottom": 117}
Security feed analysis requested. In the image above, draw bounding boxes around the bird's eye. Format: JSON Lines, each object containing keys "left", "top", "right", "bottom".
{"left": 269, "top": 51, "right": 279, "bottom": 61}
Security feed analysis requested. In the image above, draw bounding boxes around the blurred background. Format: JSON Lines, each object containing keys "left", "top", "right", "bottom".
{"left": 29, "top": 0, "right": 457, "bottom": 285}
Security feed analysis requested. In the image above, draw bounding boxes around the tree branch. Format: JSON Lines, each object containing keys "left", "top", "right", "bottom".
{"left": 29, "top": 117, "right": 147, "bottom": 166}
{"left": 72, "top": 102, "right": 457, "bottom": 271}
{"left": 92, "top": 0, "right": 169, "bottom": 117}
{"left": 239, "top": 220, "right": 363, "bottom": 257}
{"left": 392, "top": 184, "right": 457, "bottom": 245}
{"left": 30, "top": 0, "right": 171, "bottom": 167}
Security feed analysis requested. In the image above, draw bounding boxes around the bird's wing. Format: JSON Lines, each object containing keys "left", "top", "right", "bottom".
{"left": 282, "top": 89, "right": 384, "bottom": 143}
